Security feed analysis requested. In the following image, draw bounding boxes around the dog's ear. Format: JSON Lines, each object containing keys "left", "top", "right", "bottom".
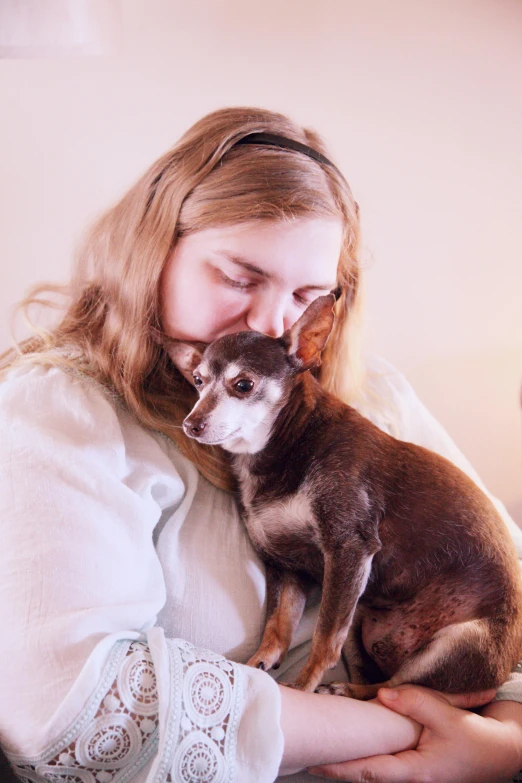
{"left": 281, "top": 293, "right": 336, "bottom": 372}
{"left": 151, "top": 328, "right": 205, "bottom": 385}
{"left": 167, "top": 342, "right": 206, "bottom": 384}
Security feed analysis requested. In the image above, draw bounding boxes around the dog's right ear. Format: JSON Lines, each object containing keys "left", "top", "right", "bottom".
{"left": 151, "top": 328, "right": 205, "bottom": 385}
{"left": 280, "top": 294, "right": 336, "bottom": 372}
{"left": 167, "top": 342, "right": 205, "bottom": 385}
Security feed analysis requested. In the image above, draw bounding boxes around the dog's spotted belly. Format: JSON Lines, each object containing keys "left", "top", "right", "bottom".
{"left": 359, "top": 583, "right": 481, "bottom": 677}
{"left": 360, "top": 608, "right": 426, "bottom": 676}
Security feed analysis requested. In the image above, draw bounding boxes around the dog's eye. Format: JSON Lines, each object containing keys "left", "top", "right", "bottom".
{"left": 234, "top": 379, "right": 254, "bottom": 394}
{"left": 193, "top": 375, "right": 203, "bottom": 387}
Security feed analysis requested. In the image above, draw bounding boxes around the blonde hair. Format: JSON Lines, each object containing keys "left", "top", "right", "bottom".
{"left": 1, "top": 107, "right": 366, "bottom": 491}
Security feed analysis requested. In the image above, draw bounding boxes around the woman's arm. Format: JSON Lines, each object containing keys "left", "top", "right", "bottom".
{"left": 278, "top": 685, "right": 422, "bottom": 776}
{"left": 306, "top": 686, "right": 522, "bottom": 782}
{"left": 0, "top": 365, "right": 284, "bottom": 783}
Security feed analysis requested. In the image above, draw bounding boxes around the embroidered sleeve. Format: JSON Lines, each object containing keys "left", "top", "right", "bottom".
{"left": 9, "top": 641, "right": 159, "bottom": 783}
{"left": 0, "top": 367, "right": 283, "bottom": 783}
{"left": 7, "top": 638, "right": 282, "bottom": 783}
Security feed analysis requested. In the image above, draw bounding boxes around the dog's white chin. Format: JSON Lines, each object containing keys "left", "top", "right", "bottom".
{"left": 189, "top": 429, "right": 240, "bottom": 447}
{"left": 222, "top": 436, "right": 254, "bottom": 454}
{"left": 222, "top": 431, "right": 270, "bottom": 455}
{"left": 188, "top": 429, "right": 264, "bottom": 453}
{"left": 188, "top": 421, "right": 273, "bottom": 454}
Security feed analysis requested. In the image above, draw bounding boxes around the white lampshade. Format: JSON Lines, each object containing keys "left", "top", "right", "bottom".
{"left": 0, "top": 0, "right": 118, "bottom": 57}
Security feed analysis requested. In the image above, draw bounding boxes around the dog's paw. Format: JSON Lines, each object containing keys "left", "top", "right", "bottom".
{"left": 279, "top": 681, "right": 302, "bottom": 690}
{"left": 247, "top": 632, "right": 291, "bottom": 672}
{"left": 315, "top": 682, "right": 355, "bottom": 697}
{"left": 315, "top": 684, "right": 332, "bottom": 694}
{"left": 247, "top": 651, "right": 284, "bottom": 672}
{"left": 282, "top": 676, "right": 318, "bottom": 692}
{"left": 315, "top": 681, "right": 381, "bottom": 699}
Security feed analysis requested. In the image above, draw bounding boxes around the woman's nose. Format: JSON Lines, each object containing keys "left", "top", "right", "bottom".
{"left": 245, "top": 292, "right": 287, "bottom": 337}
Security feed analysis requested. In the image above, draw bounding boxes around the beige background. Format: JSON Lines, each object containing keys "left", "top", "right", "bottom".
{"left": 1, "top": 0, "right": 521, "bottom": 521}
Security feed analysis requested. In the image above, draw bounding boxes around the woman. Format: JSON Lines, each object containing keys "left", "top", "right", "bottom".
{"left": 1, "top": 107, "right": 521, "bottom": 783}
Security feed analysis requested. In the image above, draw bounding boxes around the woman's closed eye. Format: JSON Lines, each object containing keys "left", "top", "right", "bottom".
{"left": 217, "top": 269, "right": 257, "bottom": 291}
{"left": 214, "top": 265, "right": 327, "bottom": 307}
{"left": 293, "top": 291, "right": 319, "bottom": 307}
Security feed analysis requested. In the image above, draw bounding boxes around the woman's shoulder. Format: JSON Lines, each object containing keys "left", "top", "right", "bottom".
{"left": 360, "top": 353, "right": 497, "bottom": 485}
{"left": 0, "top": 361, "right": 196, "bottom": 486}
{"left": 355, "top": 354, "right": 418, "bottom": 437}
{"left": 0, "top": 361, "right": 200, "bottom": 511}
{"left": 0, "top": 361, "right": 123, "bottom": 437}
{"left": 361, "top": 353, "right": 464, "bottom": 447}
{"left": 364, "top": 354, "right": 416, "bottom": 399}
{"left": 362, "top": 355, "right": 522, "bottom": 558}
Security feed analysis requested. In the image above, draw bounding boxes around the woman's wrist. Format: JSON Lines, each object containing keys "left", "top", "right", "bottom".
{"left": 482, "top": 701, "right": 522, "bottom": 752}
{"left": 478, "top": 700, "right": 522, "bottom": 776}
{"left": 278, "top": 684, "right": 421, "bottom": 776}
{"left": 481, "top": 699, "right": 522, "bottom": 723}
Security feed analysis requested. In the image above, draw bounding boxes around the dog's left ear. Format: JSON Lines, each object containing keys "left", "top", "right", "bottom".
{"left": 151, "top": 328, "right": 205, "bottom": 385}
{"left": 280, "top": 294, "right": 336, "bottom": 372}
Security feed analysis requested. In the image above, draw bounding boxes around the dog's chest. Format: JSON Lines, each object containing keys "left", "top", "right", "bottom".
{"left": 235, "top": 462, "right": 321, "bottom": 556}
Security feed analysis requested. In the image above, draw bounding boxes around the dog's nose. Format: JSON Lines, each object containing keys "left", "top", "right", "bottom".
{"left": 184, "top": 419, "right": 206, "bottom": 436}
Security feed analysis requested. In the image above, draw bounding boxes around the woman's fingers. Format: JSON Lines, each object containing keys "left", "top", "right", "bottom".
{"left": 308, "top": 750, "right": 418, "bottom": 781}
{"left": 377, "top": 685, "right": 496, "bottom": 717}
{"left": 308, "top": 686, "right": 508, "bottom": 783}
{"left": 435, "top": 689, "right": 497, "bottom": 710}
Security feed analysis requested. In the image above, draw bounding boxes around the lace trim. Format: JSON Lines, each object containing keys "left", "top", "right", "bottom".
{"left": 153, "top": 640, "right": 243, "bottom": 783}
{"left": 8, "top": 639, "right": 244, "bottom": 783}
{"left": 10, "top": 641, "right": 159, "bottom": 783}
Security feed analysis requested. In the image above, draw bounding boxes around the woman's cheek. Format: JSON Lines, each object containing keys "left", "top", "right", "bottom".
{"left": 208, "top": 293, "right": 249, "bottom": 337}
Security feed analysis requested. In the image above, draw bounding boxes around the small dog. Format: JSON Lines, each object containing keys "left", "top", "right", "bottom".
{"left": 166, "top": 295, "right": 522, "bottom": 697}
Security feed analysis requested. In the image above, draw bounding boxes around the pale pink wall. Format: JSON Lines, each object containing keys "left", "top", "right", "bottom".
{"left": 1, "top": 0, "right": 521, "bottom": 518}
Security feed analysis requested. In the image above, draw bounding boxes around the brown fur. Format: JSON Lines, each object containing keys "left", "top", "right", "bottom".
{"left": 174, "top": 296, "right": 522, "bottom": 696}
{"left": 239, "top": 373, "right": 522, "bottom": 694}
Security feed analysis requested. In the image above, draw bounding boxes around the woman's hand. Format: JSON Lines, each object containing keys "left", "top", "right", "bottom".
{"left": 308, "top": 685, "right": 522, "bottom": 783}
{"left": 278, "top": 683, "right": 422, "bottom": 776}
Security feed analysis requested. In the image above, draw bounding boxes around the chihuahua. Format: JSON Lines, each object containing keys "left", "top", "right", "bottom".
{"left": 166, "top": 295, "right": 522, "bottom": 697}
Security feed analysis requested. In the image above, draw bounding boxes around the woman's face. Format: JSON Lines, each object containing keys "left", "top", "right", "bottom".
{"left": 160, "top": 218, "right": 343, "bottom": 344}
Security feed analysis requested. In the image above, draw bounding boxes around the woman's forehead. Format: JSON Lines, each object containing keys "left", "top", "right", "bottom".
{"left": 179, "top": 218, "right": 342, "bottom": 286}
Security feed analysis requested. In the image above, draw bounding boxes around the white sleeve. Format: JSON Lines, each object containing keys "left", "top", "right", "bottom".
{"left": 0, "top": 365, "right": 283, "bottom": 783}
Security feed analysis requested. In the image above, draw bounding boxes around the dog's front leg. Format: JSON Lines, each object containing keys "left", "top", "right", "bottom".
{"left": 291, "top": 550, "right": 374, "bottom": 692}
{"left": 248, "top": 566, "right": 308, "bottom": 672}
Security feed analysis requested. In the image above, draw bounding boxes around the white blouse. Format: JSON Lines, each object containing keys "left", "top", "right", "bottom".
{"left": 1, "top": 359, "right": 521, "bottom": 783}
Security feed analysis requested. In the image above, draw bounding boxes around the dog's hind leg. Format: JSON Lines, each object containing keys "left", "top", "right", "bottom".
{"left": 248, "top": 566, "right": 310, "bottom": 672}
{"left": 341, "top": 607, "right": 367, "bottom": 685}
{"left": 341, "top": 606, "right": 388, "bottom": 686}
{"left": 388, "top": 618, "right": 506, "bottom": 693}
{"left": 317, "top": 618, "right": 509, "bottom": 699}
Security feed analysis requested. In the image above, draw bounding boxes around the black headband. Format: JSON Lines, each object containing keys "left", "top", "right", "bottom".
{"left": 235, "top": 132, "right": 347, "bottom": 182}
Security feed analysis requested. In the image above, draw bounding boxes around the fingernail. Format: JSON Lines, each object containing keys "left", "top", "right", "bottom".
{"left": 380, "top": 688, "right": 399, "bottom": 700}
